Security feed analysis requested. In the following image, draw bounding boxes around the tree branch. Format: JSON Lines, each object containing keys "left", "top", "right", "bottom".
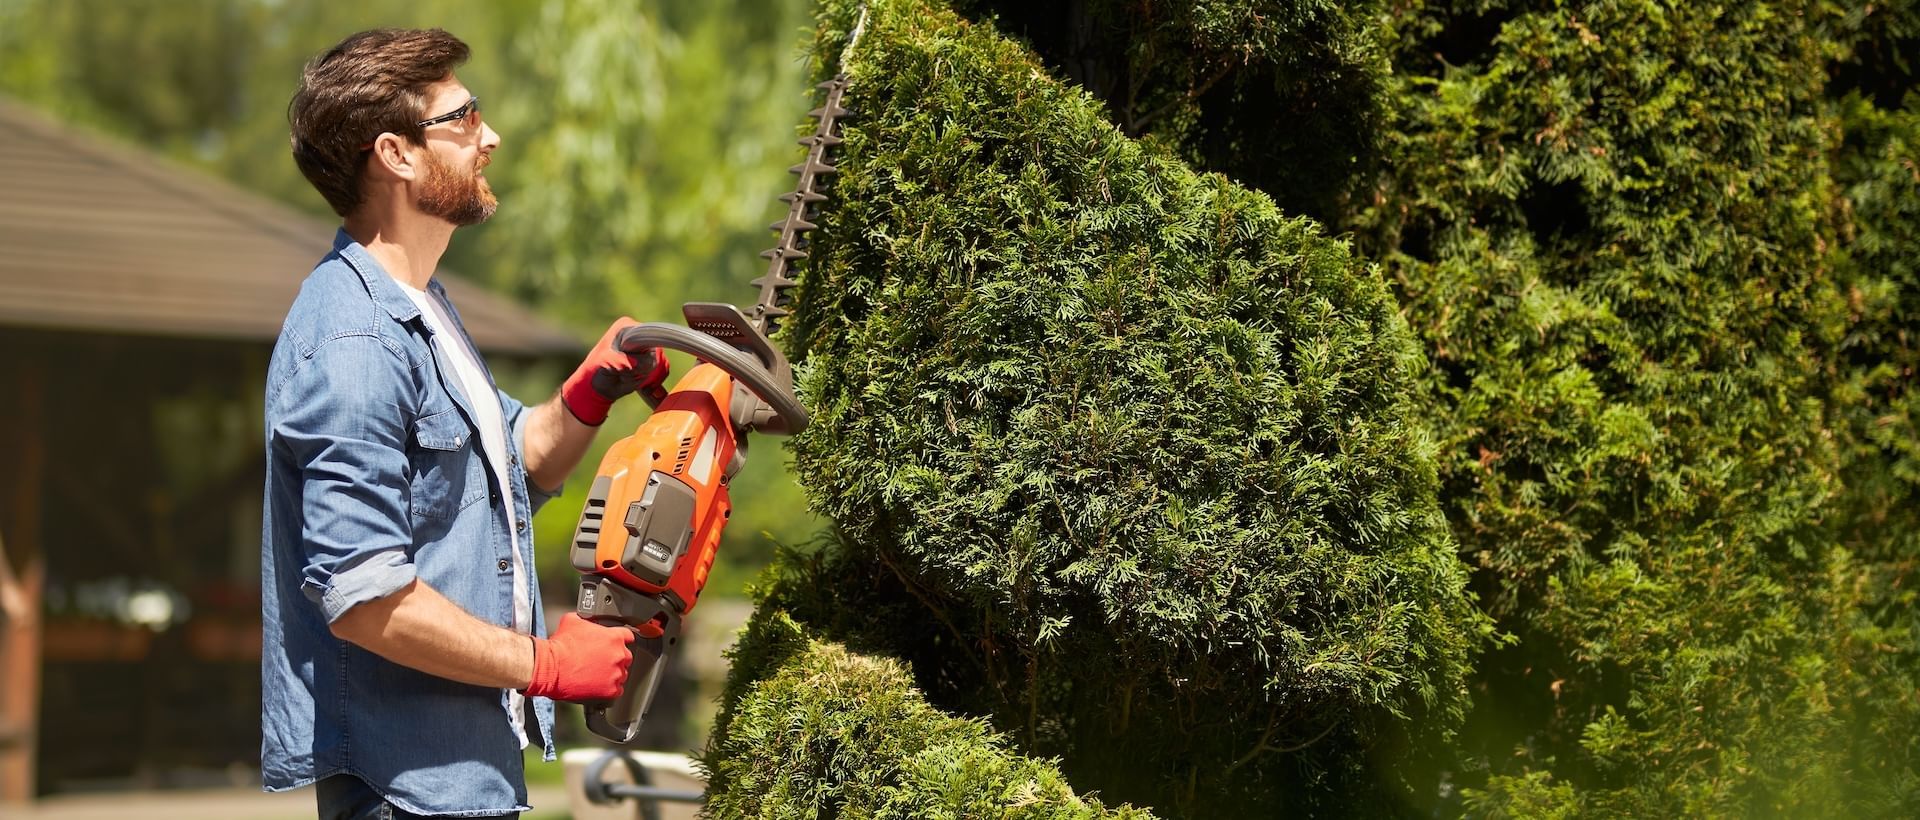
{"left": 1131, "top": 58, "right": 1236, "bottom": 133}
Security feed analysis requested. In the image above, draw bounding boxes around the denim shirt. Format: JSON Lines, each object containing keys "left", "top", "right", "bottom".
{"left": 260, "top": 230, "right": 558, "bottom": 816}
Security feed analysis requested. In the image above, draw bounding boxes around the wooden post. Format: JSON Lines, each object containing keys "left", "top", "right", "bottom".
{"left": 0, "top": 360, "right": 46, "bottom": 805}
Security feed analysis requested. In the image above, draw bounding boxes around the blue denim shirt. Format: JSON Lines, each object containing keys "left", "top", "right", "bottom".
{"left": 261, "top": 230, "right": 558, "bottom": 815}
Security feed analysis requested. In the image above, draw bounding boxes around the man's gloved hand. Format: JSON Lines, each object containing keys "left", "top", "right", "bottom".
{"left": 524, "top": 613, "right": 636, "bottom": 702}
{"left": 560, "top": 317, "right": 670, "bottom": 425}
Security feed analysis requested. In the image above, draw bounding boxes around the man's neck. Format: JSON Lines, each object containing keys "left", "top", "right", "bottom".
{"left": 343, "top": 208, "right": 456, "bottom": 291}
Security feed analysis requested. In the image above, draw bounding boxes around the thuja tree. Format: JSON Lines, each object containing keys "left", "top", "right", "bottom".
{"left": 704, "top": 0, "right": 1920, "bottom": 815}
{"left": 1342, "top": 1, "right": 1906, "bottom": 815}
{"left": 702, "top": 0, "right": 1485, "bottom": 814}
{"left": 1825, "top": 2, "right": 1920, "bottom": 808}
{"left": 1004, "top": 1, "right": 1920, "bottom": 813}
{"left": 704, "top": 609, "right": 1152, "bottom": 818}
{"left": 945, "top": 0, "right": 1390, "bottom": 225}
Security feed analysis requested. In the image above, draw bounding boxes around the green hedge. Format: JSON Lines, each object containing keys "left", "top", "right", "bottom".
{"left": 707, "top": 0, "right": 1920, "bottom": 815}
{"left": 1826, "top": 44, "right": 1920, "bottom": 812}
{"left": 948, "top": 0, "right": 1390, "bottom": 225}
{"left": 1349, "top": 1, "right": 1916, "bottom": 814}
{"left": 983, "top": 1, "right": 1906, "bottom": 813}
{"left": 706, "top": 0, "right": 1486, "bottom": 814}
{"left": 702, "top": 606, "right": 1152, "bottom": 818}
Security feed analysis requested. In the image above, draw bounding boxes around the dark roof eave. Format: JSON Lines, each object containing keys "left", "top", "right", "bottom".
{"left": 0, "top": 95, "right": 584, "bottom": 360}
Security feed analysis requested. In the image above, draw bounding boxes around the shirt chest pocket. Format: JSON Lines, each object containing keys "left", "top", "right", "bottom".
{"left": 408, "top": 407, "right": 487, "bottom": 520}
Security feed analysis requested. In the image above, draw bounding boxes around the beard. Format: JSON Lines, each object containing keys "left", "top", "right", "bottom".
{"left": 416, "top": 150, "right": 497, "bottom": 226}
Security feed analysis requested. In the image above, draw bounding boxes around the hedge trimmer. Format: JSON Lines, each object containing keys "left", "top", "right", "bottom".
{"left": 567, "top": 13, "right": 865, "bottom": 743}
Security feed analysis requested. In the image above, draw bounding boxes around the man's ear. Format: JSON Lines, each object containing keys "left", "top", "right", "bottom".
{"left": 365, "top": 132, "right": 420, "bottom": 182}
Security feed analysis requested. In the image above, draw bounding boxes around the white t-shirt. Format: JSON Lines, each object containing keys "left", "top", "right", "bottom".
{"left": 400, "top": 281, "right": 534, "bottom": 749}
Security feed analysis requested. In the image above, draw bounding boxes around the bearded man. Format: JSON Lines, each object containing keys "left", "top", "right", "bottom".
{"left": 261, "top": 29, "right": 661, "bottom": 819}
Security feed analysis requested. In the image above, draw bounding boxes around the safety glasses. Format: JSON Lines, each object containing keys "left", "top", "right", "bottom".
{"left": 418, "top": 96, "right": 480, "bottom": 130}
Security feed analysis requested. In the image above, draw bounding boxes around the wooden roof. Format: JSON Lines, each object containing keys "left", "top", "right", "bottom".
{"left": 0, "top": 96, "right": 581, "bottom": 357}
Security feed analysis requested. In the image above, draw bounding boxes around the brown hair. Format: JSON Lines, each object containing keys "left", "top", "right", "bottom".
{"left": 289, "top": 29, "right": 469, "bottom": 217}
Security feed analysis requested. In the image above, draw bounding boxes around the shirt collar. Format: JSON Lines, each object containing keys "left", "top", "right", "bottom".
{"left": 332, "top": 228, "right": 423, "bottom": 324}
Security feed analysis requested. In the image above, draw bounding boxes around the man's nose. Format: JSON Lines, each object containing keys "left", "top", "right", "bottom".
{"left": 480, "top": 121, "right": 500, "bottom": 152}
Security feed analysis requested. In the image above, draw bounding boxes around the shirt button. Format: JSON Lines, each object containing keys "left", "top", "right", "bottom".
{"left": 510, "top": 454, "right": 519, "bottom": 467}
{"left": 516, "top": 520, "right": 527, "bottom": 533}
{"left": 497, "top": 558, "right": 510, "bottom": 572}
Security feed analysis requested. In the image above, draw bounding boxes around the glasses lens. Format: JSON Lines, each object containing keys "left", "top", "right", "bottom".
{"left": 463, "top": 98, "right": 481, "bottom": 128}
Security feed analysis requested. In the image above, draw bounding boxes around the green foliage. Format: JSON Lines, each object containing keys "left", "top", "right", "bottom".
{"left": 0, "top": 0, "right": 259, "bottom": 145}
{"left": 470, "top": 0, "right": 813, "bottom": 328}
{"left": 713, "top": 0, "right": 1920, "bottom": 815}
{"left": 951, "top": 0, "right": 1388, "bottom": 224}
{"left": 1336, "top": 0, "right": 1913, "bottom": 814}
{"left": 706, "top": 0, "right": 1487, "bottom": 814}
{"left": 1832, "top": 41, "right": 1920, "bottom": 559}
{"left": 992, "top": 0, "right": 1917, "bottom": 812}
{"left": 1826, "top": 8, "right": 1920, "bottom": 805}
{"left": 702, "top": 603, "right": 1153, "bottom": 818}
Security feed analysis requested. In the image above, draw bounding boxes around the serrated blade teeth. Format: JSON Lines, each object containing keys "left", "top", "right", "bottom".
{"left": 745, "top": 76, "right": 850, "bottom": 337}
{"left": 789, "top": 160, "right": 838, "bottom": 176}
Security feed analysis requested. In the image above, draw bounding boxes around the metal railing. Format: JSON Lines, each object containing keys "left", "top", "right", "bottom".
{"left": 578, "top": 749, "right": 704, "bottom": 820}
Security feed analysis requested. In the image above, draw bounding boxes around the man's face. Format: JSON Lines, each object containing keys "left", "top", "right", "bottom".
{"left": 413, "top": 77, "right": 499, "bottom": 226}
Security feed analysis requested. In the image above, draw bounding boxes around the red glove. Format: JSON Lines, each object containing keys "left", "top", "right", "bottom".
{"left": 560, "top": 317, "right": 670, "bottom": 425}
{"left": 524, "top": 613, "right": 636, "bottom": 702}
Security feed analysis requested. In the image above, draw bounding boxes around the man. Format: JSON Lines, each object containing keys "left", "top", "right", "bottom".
{"left": 261, "top": 29, "right": 662, "bottom": 818}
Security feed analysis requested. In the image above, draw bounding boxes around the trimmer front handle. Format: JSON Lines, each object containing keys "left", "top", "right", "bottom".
{"left": 613, "top": 313, "right": 808, "bottom": 436}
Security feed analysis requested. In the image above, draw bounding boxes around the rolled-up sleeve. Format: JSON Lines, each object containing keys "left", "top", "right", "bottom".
{"left": 273, "top": 334, "right": 419, "bottom": 623}
{"left": 498, "top": 387, "right": 561, "bottom": 514}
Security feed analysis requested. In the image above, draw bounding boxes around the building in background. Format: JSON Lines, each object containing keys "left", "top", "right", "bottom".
{"left": 0, "top": 95, "right": 580, "bottom": 805}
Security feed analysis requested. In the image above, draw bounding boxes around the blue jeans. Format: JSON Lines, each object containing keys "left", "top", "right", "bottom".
{"left": 317, "top": 774, "right": 520, "bottom": 820}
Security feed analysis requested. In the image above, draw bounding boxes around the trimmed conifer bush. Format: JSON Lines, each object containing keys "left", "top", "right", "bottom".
{"left": 946, "top": 0, "right": 1390, "bottom": 225}
{"left": 706, "top": 0, "right": 1920, "bottom": 815}
{"left": 706, "top": 0, "right": 1485, "bottom": 814}
{"left": 1054, "top": 1, "right": 1918, "bottom": 813}
{"left": 703, "top": 607, "right": 1153, "bottom": 817}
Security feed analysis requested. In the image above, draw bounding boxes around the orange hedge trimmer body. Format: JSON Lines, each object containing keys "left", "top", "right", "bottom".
{"left": 569, "top": 363, "right": 744, "bottom": 742}
{"left": 579, "top": 365, "right": 736, "bottom": 622}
